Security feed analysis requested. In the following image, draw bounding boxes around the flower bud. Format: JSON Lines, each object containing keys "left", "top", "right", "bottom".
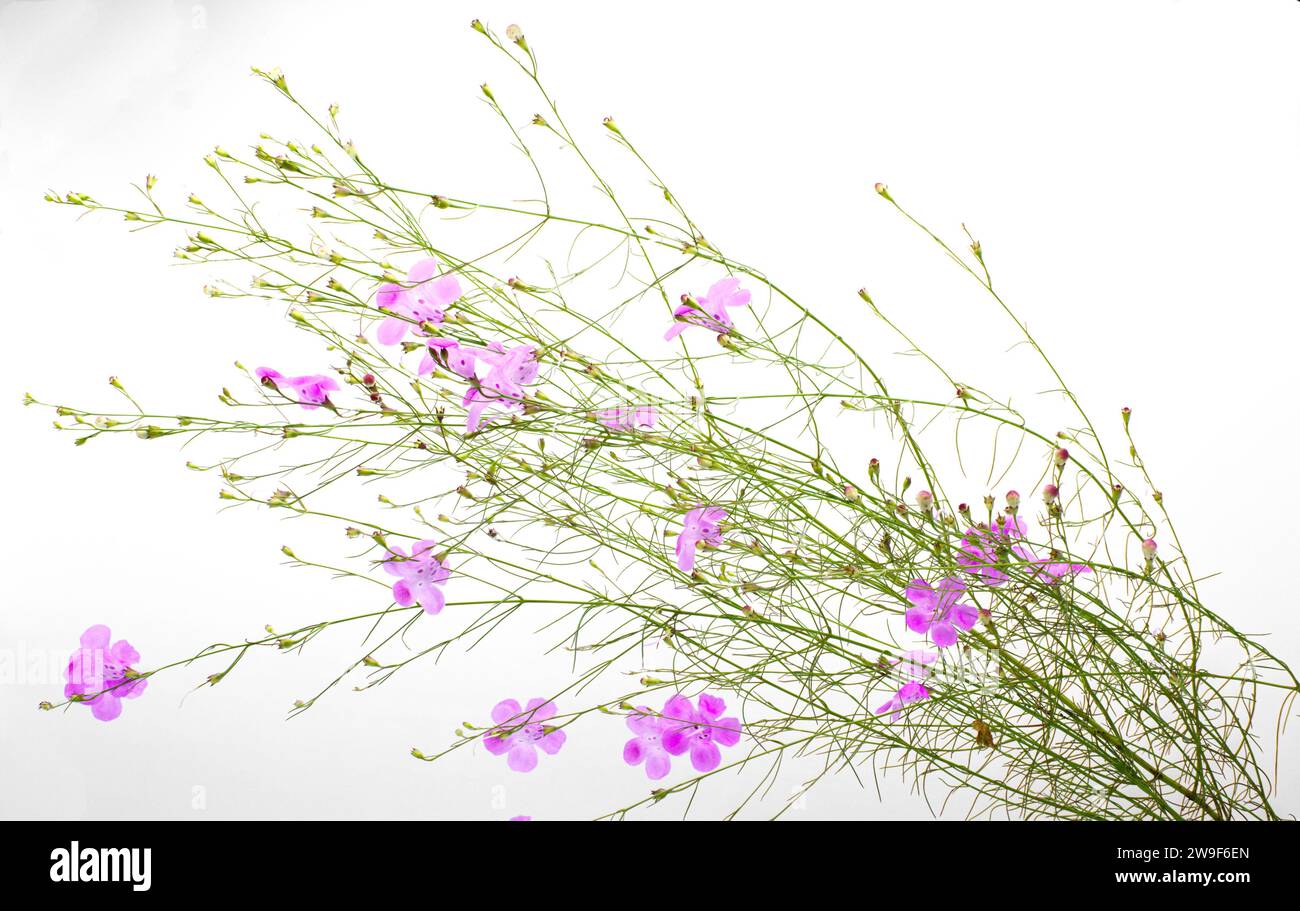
{"left": 958, "top": 502, "right": 971, "bottom": 519}
{"left": 843, "top": 484, "right": 860, "bottom": 503}
{"left": 1005, "top": 490, "right": 1020, "bottom": 512}
{"left": 1121, "top": 405, "right": 1132, "bottom": 428}
{"left": 1042, "top": 483, "right": 1059, "bottom": 504}
{"left": 982, "top": 494, "right": 994, "bottom": 512}
{"left": 915, "top": 490, "right": 933, "bottom": 511}
{"left": 1054, "top": 447, "right": 1070, "bottom": 467}
{"left": 1141, "top": 538, "right": 1158, "bottom": 560}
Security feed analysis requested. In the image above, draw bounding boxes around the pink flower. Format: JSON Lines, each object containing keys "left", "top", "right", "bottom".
{"left": 596, "top": 406, "right": 657, "bottom": 432}
{"left": 664, "top": 278, "right": 751, "bottom": 340}
{"left": 254, "top": 368, "right": 340, "bottom": 410}
{"left": 64, "top": 625, "right": 147, "bottom": 722}
{"left": 904, "top": 577, "right": 979, "bottom": 648}
{"left": 623, "top": 705, "right": 673, "bottom": 780}
{"left": 423, "top": 339, "right": 538, "bottom": 433}
{"left": 957, "top": 514, "right": 1029, "bottom": 586}
{"left": 676, "top": 505, "right": 727, "bottom": 573}
{"left": 958, "top": 514, "right": 1090, "bottom": 585}
{"left": 375, "top": 258, "right": 462, "bottom": 345}
{"left": 661, "top": 693, "right": 742, "bottom": 773}
{"left": 875, "top": 681, "right": 931, "bottom": 721}
{"left": 382, "top": 539, "right": 449, "bottom": 615}
{"left": 1028, "top": 556, "right": 1092, "bottom": 583}
{"left": 482, "top": 698, "right": 567, "bottom": 773}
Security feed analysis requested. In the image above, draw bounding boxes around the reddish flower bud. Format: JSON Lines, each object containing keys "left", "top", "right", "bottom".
{"left": 915, "top": 490, "right": 933, "bottom": 511}
{"left": 1005, "top": 490, "right": 1021, "bottom": 511}
{"left": 1054, "top": 447, "right": 1070, "bottom": 467}
{"left": 1042, "top": 484, "right": 1059, "bottom": 504}
{"left": 1141, "top": 538, "right": 1158, "bottom": 559}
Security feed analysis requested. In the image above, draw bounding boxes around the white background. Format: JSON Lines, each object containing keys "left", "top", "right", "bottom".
{"left": 2, "top": 0, "right": 1298, "bottom": 820}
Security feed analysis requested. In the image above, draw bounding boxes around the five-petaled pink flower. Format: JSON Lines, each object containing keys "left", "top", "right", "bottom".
{"left": 664, "top": 278, "right": 751, "bottom": 341}
{"left": 904, "top": 576, "right": 979, "bottom": 648}
{"left": 375, "top": 258, "right": 462, "bottom": 345}
{"left": 596, "top": 406, "right": 657, "bottom": 432}
{"left": 64, "top": 625, "right": 147, "bottom": 722}
{"left": 483, "top": 698, "right": 567, "bottom": 773}
{"left": 623, "top": 704, "right": 674, "bottom": 780}
{"left": 382, "top": 539, "right": 449, "bottom": 615}
{"left": 254, "top": 368, "right": 340, "bottom": 410}
{"left": 875, "top": 681, "right": 931, "bottom": 721}
{"left": 661, "top": 693, "right": 743, "bottom": 773}
{"left": 676, "top": 505, "right": 727, "bottom": 573}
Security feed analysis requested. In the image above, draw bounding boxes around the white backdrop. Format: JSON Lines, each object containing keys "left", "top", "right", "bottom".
{"left": 2, "top": 0, "right": 1298, "bottom": 820}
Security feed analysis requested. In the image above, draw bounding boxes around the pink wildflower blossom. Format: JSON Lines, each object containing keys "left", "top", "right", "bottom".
{"left": 904, "top": 577, "right": 979, "bottom": 648}
{"left": 254, "top": 368, "right": 339, "bottom": 410}
{"left": 661, "top": 693, "right": 743, "bottom": 773}
{"left": 957, "top": 514, "right": 1029, "bottom": 585}
{"left": 676, "top": 505, "right": 727, "bottom": 573}
{"left": 382, "top": 539, "right": 449, "bottom": 615}
{"left": 664, "top": 278, "right": 751, "bottom": 341}
{"left": 482, "top": 698, "right": 567, "bottom": 773}
{"left": 875, "top": 681, "right": 931, "bottom": 721}
{"left": 64, "top": 625, "right": 147, "bottom": 722}
{"left": 423, "top": 339, "right": 538, "bottom": 433}
{"left": 375, "top": 258, "right": 462, "bottom": 345}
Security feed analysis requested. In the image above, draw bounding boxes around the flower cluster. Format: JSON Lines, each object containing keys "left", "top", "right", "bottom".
{"left": 877, "top": 489, "right": 1095, "bottom": 720}
{"left": 623, "top": 693, "right": 743, "bottom": 779}
{"left": 476, "top": 691, "right": 743, "bottom": 787}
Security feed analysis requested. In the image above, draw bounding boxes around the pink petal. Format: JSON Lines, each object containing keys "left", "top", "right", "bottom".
{"left": 507, "top": 742, "right": 539, "bottom": 773}
{"left": 905, "top": 605, "right": 933, "bottom": 635}
{"left": 491, "top": 699, "right": 523, "bottom": 725}
{"left": 950, "top": 602, "right": 979, "bottom": 631}
{"left": 392, "top": 580, "right": 414, "bottom": 607}
{"left": 80, "top": 625, "right": 111, "bottom": 650}
{"left": 644, "top": 750, "right": 672, "bottom": 780}
{"left": 904, "top": 579, "right": 936, "bottom": 609}
{"left": 537, "top": 730, "right": 566, "bottom": 755}
{"left": 713, "top": 717, "right": 742, "bottom": 747}
{"left": 90, "top": 694, "right": 122, "bottom": 722}
{"left": 689, "top": 740, "right": 722, "bottom": 772}
{"left": 482, "top": 731, "right": 513, "bottom": 756}
{"left": 931, "top": 620, "right": 958, "bottom": 648}
{"left": 408, "top": 258, "right": 440, "bottom": 283}
{"left": 376, "top": 315, "right": 408, "bottom": 345}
